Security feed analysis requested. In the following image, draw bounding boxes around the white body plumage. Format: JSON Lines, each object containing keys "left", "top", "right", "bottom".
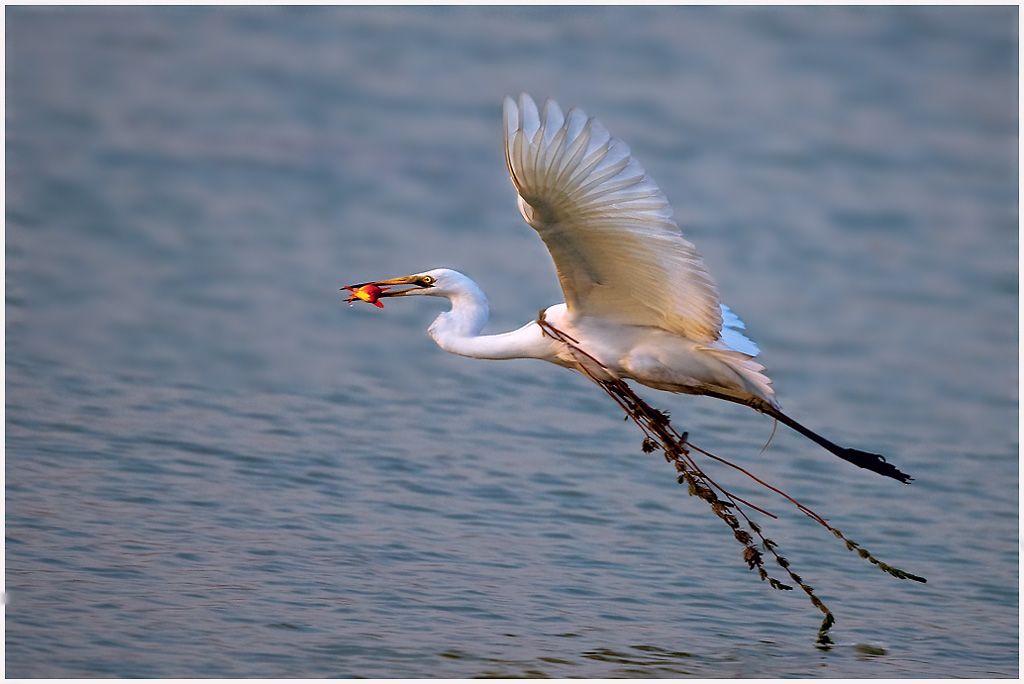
{"left": 420, "top": 268, "right": 773, "bottom": 408}
{"left": 346, "top": 93, "right": 911, "bottom": 483}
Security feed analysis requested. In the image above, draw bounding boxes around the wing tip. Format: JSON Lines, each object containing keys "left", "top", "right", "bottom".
{"left": 503, "top": 94, "right": 519, "bottom": 141}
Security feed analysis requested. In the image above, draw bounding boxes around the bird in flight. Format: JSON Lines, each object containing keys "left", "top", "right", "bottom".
{"left": 346, "top": 93, "right": 911, "bottom": 484}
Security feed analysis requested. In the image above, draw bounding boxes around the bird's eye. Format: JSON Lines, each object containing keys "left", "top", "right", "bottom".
{"left": 419, "top": 275, "right": 435, "bottom": 286}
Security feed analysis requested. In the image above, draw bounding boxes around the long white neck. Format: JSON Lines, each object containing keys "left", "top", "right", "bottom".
{"left": 426, "top": 278, "right": 558, "bottom": 362}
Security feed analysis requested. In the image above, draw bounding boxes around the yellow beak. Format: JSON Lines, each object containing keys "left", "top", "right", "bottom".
{"left": 342, "top": 274, "right": 426, "bottom": 299}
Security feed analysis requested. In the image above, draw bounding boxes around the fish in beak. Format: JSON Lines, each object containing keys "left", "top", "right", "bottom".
{"left": 342, "top": 274, "right": 433, "bottom": 308}
{"left": 343, "top": 283, "right": 388, "bottom": 307}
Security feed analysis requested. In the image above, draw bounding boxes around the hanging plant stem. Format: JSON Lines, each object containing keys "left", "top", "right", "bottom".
{"left": 537, "top": 313, "right": 925, "bottom": 645}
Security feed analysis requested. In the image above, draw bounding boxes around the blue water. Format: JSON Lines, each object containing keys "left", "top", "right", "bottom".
{"left": 6, "top": 6, "right": 1018, "bottom": 677}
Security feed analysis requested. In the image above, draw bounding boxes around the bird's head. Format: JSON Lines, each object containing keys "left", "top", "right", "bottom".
{"left": 343, "top": 268, "right": 468, "bottom": 307}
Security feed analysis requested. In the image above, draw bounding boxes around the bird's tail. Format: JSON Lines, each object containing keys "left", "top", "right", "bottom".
{"left": 696, "top": 386, "right": 913, "bottom": 483}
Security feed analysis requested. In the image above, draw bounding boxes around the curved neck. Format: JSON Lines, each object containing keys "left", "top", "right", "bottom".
{"left": 427, "top": 283, "right": 554, "bottom": 361}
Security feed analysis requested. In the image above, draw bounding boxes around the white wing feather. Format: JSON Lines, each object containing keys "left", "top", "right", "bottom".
{"left": 503, "top": 93, "right": 724, "bottom": 343}
{"left": 720, "top": 303, "right": 760, "bottom": 357}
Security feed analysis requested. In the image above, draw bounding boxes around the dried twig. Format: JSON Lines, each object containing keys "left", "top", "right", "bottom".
{"left": 537, "top": 313, "right": 925, "bottom": 645}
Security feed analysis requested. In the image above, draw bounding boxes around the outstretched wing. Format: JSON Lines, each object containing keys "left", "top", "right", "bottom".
{"left": 503, "top": 92, "right": 723, "bottom": 343}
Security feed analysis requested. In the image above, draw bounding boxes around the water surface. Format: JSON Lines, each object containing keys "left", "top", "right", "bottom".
{"left": 6, "top": 6, "right": 1018, "bottom": 677}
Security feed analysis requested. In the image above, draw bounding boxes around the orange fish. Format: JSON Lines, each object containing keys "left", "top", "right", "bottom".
{"left": 344, "top": 283, "right": 388, "bottom": 308}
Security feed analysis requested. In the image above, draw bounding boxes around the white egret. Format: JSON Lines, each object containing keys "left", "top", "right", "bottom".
{"left": 346, "top": 93, "right": 910, "bottom": 483}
